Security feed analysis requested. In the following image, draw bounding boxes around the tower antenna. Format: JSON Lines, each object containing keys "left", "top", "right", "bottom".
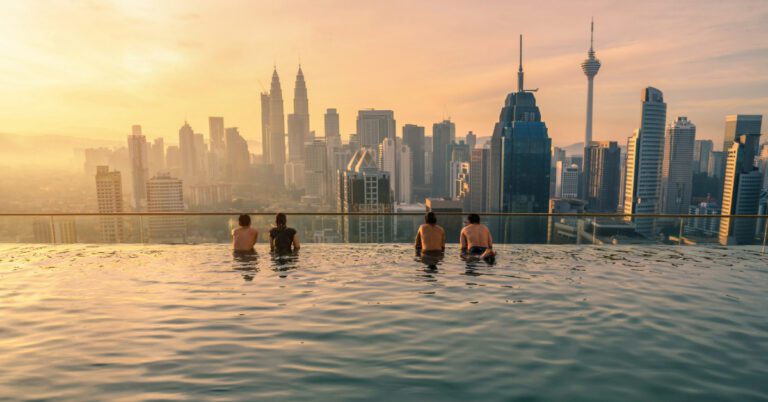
{"left": 517, "top": 35, "right": 524, "bottom": 93}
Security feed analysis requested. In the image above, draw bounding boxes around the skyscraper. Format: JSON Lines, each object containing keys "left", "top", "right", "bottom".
{"left": 149, "top": 137, "right": 165, "bottom": 176}
{"left": 581, "top": 19, "right": 601, "bottom": 147}
{"left": 127, "top": 125, "right": 149, "bottom": 210}
{"left": 557, "top": 163, "right": 579, "bottom": 198}
{"left": 357, "top": 110, "right": 396, "bottom": 150}
{"left": 338, "top": 149, "right": 393, "bottom": 242}
{"left": 432, "top": 119, "right": 456, "bottom": 198}
{"left": 622, "top": 87, "right": 667, "bottom": 236}
{"left": 661, "top": 116, "right": 696, "bottom": 214}
{"left": 469, "top": 147, "right": 491, "bottom": 212}
{"left": 225, "top": 127, "right": 250, "bottom": 181}
{"left": 466, "top": 131, "right": 477, "bottom": 149}
{"left": 208, "top": 116, "right": 225, "bottom": 180}
{"left": 583, "top": 141, "right": 620, "bottom": 212}
{"left": 209, "top": 116, "right": 225, "bottom": 154}
{"left": 402, "top": 124, "right": 425, "bottom": 188}
{"left": 95, "top": 165, "right": 124, "bottom": 243}
{"left": 268, "top": 68, "right": 287, "bottom": 177}
{"left": 719, "top": 134, "right": 763, "bottom": 245}
{"left": 378, "top": 138, "right": 412, "bottom": 204}
{"left": 489, "top": 35, "right": 552, "bottom": 243}
{"left": 178, "top": 122, "right": 198, "bottom": 185}
{"left": 305, "top": 139, "right": 330, "bottom": 202}
{"left": 722, "top": 115, "right": 762, "bottom": 156}
{"left": 146, "top": 173, "right": 186, "bottom": 243}
{"left": 707, "top": 151, "right": 726, "bottom": 179}
{"left": 287, "top": 66, "right": 310, "bottom": 162}
{"left": 260, "top": 92, "right": 271, "bottom": 164}
{"left": 693, "top": 140, "right": 713, "bottom": 175}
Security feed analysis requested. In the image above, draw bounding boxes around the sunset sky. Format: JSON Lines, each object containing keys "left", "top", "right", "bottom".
{"left": 0, "top": 0, "right": 766, "bottom": 150}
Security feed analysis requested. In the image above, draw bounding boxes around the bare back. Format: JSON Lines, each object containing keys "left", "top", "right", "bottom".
{"left": 232, "top": 227, "right": 258, "bottom": 251}
{"left": 415, "top": 224, "right": 445, "bottom": 252}
{"left": 460, "top": 224, "right": 493, "bottom": 251}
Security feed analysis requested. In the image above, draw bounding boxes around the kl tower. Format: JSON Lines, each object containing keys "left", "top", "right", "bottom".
{"left": 581, "top": 19, "right": 601, "bottom": 146}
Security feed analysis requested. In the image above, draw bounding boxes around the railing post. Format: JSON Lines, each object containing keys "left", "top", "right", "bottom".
{"left": 762, "top": 217, "right": 768, "bottom": 254}
{"left": 138, "top": 215, "right": 144, "bottom": 244}
{"left": 678, "top": 217, "right": 684, "bottom": 246}
{"left": 592, "top": 219, "right": 597, "bottom": 245}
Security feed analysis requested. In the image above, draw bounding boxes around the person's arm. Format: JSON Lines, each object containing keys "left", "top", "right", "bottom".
{"left": 251, "top": 229, "right": 259, "bottom": 248}
{"left": 486, "top": 227, "right": 494, "bottom": 250}
{"left": 269, "top": 231, "right": 275, "bottom": 252}
{"left": 460, "top": 229, "right": 468, "bottom": 252}
{"left": 292, "top": 232, "right": 301, "bottom": 251}
{"left": 414, "top": 227, "right": 422, "bottom": 250}
{"left": 440, "top": 228, "right": 445, "bottom": 251}
{"left": 231, "top": 229, "right": 237, "bottom": 249}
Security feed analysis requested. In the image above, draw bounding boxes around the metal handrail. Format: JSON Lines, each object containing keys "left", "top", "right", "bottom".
{"left": 1, "top": 212, "right": 766, "bottom": 218}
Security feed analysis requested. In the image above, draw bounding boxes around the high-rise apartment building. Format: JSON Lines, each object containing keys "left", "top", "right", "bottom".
{"left": 402, "top": 124, "right": 425, "bottom": 188}
{"left": 466, "top": 131, "right": 477, "bottom": 149}
{"left": 146, "top": 173, "right": 186, "bottom": 243}
{"left": 357, "top": 110, "right": 395, "bottom": 150}
{"left": 225, "top": 127, "right": 250, "bottom": 181}
{"left": 559, "top": 163, "right": 580, "bottom": 198}
{"left": 719, "top": 134, "right": 762, "bottom": 245}
{"left": 622, "top": 87, "right": 667, "bottom": 236}
{"left": 489, "top": 36, "right": 551, "bottom": 243}
{"left": 661, "top": 117, "right": 696, "bottom": 214}
{"left": 127, "top": 125, "right": 149, "bottom": 210}
{"left": 304, "top": 139, "right": 329, "bottom": 201}
{"left": 378, "top": 138, "right": 412, "bottom": 204}
{"left": 149, "top": 138, "right": 165, "bottom": 176}
{"left": 583, "top": 141, "right": 620, "bottom": 212}
{"left": 208, "top": 116, "right": 226, "bottom": 180}
{"left": 469, "top": 147, "right": 491, "bottom": 212}
{"left": 95, "top": 165, "right": 124, "bottom": 243}
{"left": 432, "top": 119, "right": 456, "bottom": 198}
{"left": 287, "top": 66, "right": 311, "bottom": 162}
{"left": 338, "top": 149, "right": 393, "bottom": 242}
{"left": 209, "top": 116, "right": 225, "bottom": 154}
{"left": 722, "top": 115, "right": 762, "bottom": 157}
{"left": 178, "top": 122, "right": 198, "bottom": 185}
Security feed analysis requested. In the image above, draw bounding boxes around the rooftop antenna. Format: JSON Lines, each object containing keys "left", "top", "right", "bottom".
{"left": 590, "top": 17, "right": 595, "bottom": 51}
{"left": 517, "top": 34, "right": 524, "bottom": 93}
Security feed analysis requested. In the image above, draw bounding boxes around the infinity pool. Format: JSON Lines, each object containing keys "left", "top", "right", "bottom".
{"left": 0, "top": 244, "right": 766, "bottom": 401}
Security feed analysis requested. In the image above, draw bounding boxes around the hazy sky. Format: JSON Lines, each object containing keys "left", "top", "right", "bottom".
{"left": 0, "top": 0, "right": 766, "bottom": 149}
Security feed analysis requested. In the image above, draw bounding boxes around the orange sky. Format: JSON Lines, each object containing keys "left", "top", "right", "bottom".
{"left": 0, "top": 0, "right": 766, "bottom": 150}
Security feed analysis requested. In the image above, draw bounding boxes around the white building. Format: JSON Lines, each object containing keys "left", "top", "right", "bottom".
{"left": 719, "top": 136, "right": 762, "bottom": 245}
{"left": 378, "top": 138, "right": 412, "bottom": 204}
{"left": 358, "top": 110, "right": 396, "bottom": 151}
{"left": 127, "top": 125, "right": 149, "bottom": 210}
{"left": 146, "top": 174, "right": 186, "bottom": 243}
{"left": 560, "top": 163, "right": 580, "bottom": 199}
{"left": 304, "top": 139, "right": 329, "bottom": 201}
{"left": 95, "top": 166, "right": 125, "bottom": 243}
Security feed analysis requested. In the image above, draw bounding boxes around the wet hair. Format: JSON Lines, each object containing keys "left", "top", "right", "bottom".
{"left": 467, "top": 214, "right": 480, "bottom": 224}
{"left": 238, "top": 214, "right": 251, "bottom": 227}
{"left": 425, "top": 212, "right": 437, "bottom": 225}
{"left": 275, "top": 213, "right": 287, "bottom": 229}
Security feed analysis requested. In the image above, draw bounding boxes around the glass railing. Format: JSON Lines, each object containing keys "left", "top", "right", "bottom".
{"left": 1, "top": 212, "right": 766, "bottom": 251}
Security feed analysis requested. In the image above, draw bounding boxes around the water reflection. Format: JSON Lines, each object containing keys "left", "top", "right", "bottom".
{"left": 462, "top": 252, "right": 495, "bottom": 276}
{"left": 270, "top": 251, "right": 299, "bottom": 278}
{"left": 232, "top": 251, "right": 259, "bottom": 282}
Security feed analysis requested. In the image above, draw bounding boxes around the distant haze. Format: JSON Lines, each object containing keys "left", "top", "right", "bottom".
{"left": 0, "top": 0, "right": 765, "bottom": 152}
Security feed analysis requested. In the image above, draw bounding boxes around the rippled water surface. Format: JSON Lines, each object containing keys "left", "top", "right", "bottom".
{"left": 0, "top": 244, "right": 767, "bottom": 401}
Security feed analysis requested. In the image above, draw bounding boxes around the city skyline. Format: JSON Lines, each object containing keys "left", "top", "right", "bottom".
{"left": 0, "top": 1, "right": 766, "bottom": 151}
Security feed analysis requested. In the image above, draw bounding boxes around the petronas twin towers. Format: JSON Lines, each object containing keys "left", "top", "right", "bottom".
{"left": 261, "top": 66, "right": 312, "bottom": 177}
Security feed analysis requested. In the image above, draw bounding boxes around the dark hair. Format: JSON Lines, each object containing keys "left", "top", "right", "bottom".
{"left": 425, "top": 212, "right": 437, "bottom": 225}
{"left": 467, "top": 214, "right": 480, "bottom": 224}
{"left": 238, "top": 214, "right": 251, "bottom": 227}
{"left": 275, "top": 213, "right": 287, "bottom": 229}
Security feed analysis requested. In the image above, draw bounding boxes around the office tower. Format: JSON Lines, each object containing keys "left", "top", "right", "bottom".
{"left": 149, "top": 138, "right": 165, "bottom": 176}
{"left": 178, "top": 122, "right": 197, "bottom": 184}
{"left": 551, "top": 147, "right": 567, "bottom": 197}
{"left": 304, "top": 139, "right": 329, "bottom": 200}
{"left": 661, "top": 117, "right": 696, "bottom": 214}
{"left": 325, "top": 108, "right": 342, "bottom": 165}
{"left": 449, "top": 140, "right": 470, "bottom": 163}
{"left": 378, "top": 137, "right": 412, "bottom": 204}
{"left": 489, "top": 36, "right": 551, "bottom": 243}
{"left": 127, "top": 125, "right": 149, "bottom": 210}
{"left": 268, "top": 68, "right": 287, "bottom": 177}
{"left": 338, "top": 149, "right": 393, "bottom": 242}
{"left": 719, "top": 135, "right": 763, "bottom": 245}
{"left": 146, "top": 173, "right": 186, "bottom": 243}
{"left": 707, "top": 151, "right": 726, "bottom": 179}
{"left": 209, "top": 117, "right": 225, "bottom": 154}
{"left": 260, "top": 92, "right": 271, "bottom": 164}
{"left": 469, "top": 148, "right": 491, "bottom": 212}
{"left": 559, "top": 163, "right": 580, "bottom": 198}
{"left": 225, "top": 127, "right": 250, "bottom": 181}
{"left": 686, "top": 200, "right": 720, "bottom": 237}
{"left": 424, "top": 136, "right": 433, "bottom": 186}
{"left": 617, "top": 150, "right": 627, "bottom": 210}
{"left": 722, "top": 115, "right": 762, "bottom": 157}
{"left": 432, "top": 119, "right": 456, "bottom": 198}
{"left": 193, "top": 133, "right": 207, "bottom": 182}
{"left": 552, "top": 147, "right": 566, "bottom": 167}
{"left": 166, "top": 146, "right": 181, "bottom": 178}
{"left": 284, "top": 161, "right": 305, "bottom": 189}
{"left": 402, "top": 124, "right": 425, "bottom": 187}
{"left": 287, "top": 66, "right": 310, "bottom": 162}
{"left": 622, "top": 87, "right": 667, "bottom": 236}
{"left": 348, "top": 133, "right": 361, "bottom": 150}
{"left": 357, "top": 110, "right": 396, "bottom": 150}
{"left": 189, "top": 183, "right": 232, "bottom": 207}
{"left": 466, "top": 131, "right": 477, "bottom": 149}
{"left": 583, "top": 141, "right": 620, "bottom": 212}
{"left": 581, "top": 19, "right": 601, "bottom": 147}
{"left": 693, "top": 140, "right": 713, "bottom": 175}
{"left": 759, "top": 145, "right": 768, "bottom": 189}
{"left": 95, "top": 165, "right": 124, "bottom": 243}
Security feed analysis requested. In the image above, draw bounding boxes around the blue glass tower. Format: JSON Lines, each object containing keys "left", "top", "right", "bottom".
{"left": 489, "top": 35, "right": 552, "bottom": 243}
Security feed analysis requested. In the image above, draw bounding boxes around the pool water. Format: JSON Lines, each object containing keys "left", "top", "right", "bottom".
{"left": 0, "top": 244, "right": 766, "bottom": 401}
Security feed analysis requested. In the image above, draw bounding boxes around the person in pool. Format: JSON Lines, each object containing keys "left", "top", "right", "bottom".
{"left": 414, "top": 212, "right": 445, "bottom": 254}
{"left": 460, "top": 213, "right": 496, "bottom": 261}
{"left": 269, "top": 213, "right": 300, "bottom": 254}
{"left": 232, "top": 214, "right": 259, "bottom": 252}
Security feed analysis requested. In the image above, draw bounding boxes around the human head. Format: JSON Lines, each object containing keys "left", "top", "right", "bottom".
{"left": 425, "top": 212, "right": 437, "bottom": 225}
{"left": 238, "top": 214, "right": 251, "bottom": 227}
{"left": 275, "top": 213, "right": 287, "bottom": 228}
{"left": 467, "top": 214, "right": 480, "bottom": 224}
